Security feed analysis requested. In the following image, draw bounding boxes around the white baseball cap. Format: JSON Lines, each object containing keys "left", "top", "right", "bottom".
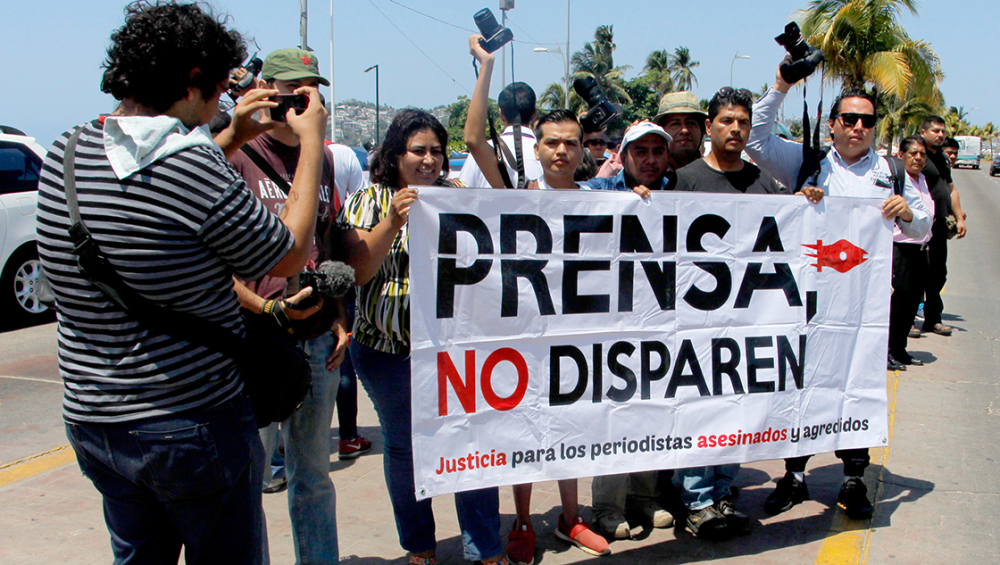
{"left": 620, "top": 122, "right": 672, "bottom": 153}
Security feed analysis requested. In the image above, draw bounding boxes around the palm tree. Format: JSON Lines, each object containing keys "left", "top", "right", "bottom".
{"left": 570, "top": 25, "right": 633, "bottom": 105}
{"left": 669, "top": 47, "right": 699, "bottom": 92}
{"left": 643, "top": 49, "right": 674, "bottom": 95}
{"left": 877, "top": 94, "right": 935, "bottom": 153}
{"left": 945, "top": 108, "right": 972, "bottom": 136}
{"left": 949, "top": 105, "right": 969, "bottom": 123}
{"left": 799, "top": 0, "right": 940, "bottom": 99}
{"left": 538, "top": 82, "right": 586, "bottom": 114}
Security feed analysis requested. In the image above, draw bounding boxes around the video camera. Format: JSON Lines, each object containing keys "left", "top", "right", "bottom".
{"left": 573, "top": 77, "right": 622, "bottom": 133}
{"left": 474, "top": 8, "right": 513, "bottom": 53}
{"left": 774, "top": 22, "right": 825, "bottom": 84}
{"left": 229, "top": 53, "right": 263, "bottom": 100}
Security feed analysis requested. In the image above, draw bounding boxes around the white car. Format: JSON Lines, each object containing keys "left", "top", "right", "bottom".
{"left": 0, "top": 127, "right": 49, "bottom": 326}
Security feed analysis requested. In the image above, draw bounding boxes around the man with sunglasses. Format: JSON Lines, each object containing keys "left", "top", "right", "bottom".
{"left": 583, "top": 129, "right": 611, "bottom": 166}
{"left": 745, "top": 66, "right": 930, "bottom": 521}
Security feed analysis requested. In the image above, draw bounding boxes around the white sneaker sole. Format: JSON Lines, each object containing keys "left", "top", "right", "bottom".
{"left": 554, "top": 529, "right": 611, "bottom": 556}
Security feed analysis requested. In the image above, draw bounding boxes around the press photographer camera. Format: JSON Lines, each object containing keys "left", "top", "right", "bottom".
{"left": 474, "top": 8, "right": 513, "bottom": 53}
{"left": 574, "top": 77, "right": 622, "bottom": 133}
{"left": 774, "top": 21, "right": 825, "bottom": 84}
{"left": 228, "top": 53, "right": 263, "bottom": 100}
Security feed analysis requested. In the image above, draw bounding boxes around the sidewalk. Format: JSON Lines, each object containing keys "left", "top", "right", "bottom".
{"left": 0, "top": 380, "right": 883, "bottom": 565}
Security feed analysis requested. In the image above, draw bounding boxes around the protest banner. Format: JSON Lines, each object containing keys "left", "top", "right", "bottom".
{"left": 408, "top": 187, "right": 892, "bottom": 499}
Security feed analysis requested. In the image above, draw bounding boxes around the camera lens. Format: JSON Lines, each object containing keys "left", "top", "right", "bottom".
{"left": 474, "top": 9, "right": 502, "bottom": 39}
{"left": 573, "top": 77, "right": 603, "bottom": 106}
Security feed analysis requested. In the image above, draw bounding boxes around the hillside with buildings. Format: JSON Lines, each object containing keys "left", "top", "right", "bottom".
{"left": 331, "top": 99, "right": 449, "bottom": 147}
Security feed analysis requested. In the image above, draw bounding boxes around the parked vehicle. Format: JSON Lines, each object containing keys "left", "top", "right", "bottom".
{"left": 954, "top": 136, "right": 981, "bottom": 169}
{"left": 0, "top": 126, "right": 50, "bottom": 326}
{"left": 448, "top": 151, "right": 468, "bottom": 180}
{"left": 350, "top": 146, "right": 371, "bottom": 186}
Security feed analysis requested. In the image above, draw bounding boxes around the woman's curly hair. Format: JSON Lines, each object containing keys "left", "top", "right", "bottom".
{"left": 371, "top": 108, "right": 450, "bottom": 188}
{"left": 101, "top": 1, "right": 246, "bottom": 112}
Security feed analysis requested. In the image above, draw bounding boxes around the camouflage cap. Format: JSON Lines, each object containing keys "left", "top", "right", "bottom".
{"left": 262, "top": 48, "right": 329, "bottom": 86}
{"left": 653, "top": 91, "right": 707, "bottom": 125}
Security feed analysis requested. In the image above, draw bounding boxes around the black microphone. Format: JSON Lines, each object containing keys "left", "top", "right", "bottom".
{"left": 291, "top": 261, "right": 355, "bottom": 309}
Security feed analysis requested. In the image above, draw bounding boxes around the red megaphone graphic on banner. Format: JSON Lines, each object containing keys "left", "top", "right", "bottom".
{"left": 803, "top": 239, "right": 869, "bottom": 273}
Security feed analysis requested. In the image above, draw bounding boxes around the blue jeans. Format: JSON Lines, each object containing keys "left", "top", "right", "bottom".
{"left": 350, "top": 341, "right": 502, "bottom": 561}
{"left": 677, "top": 465, "right": 740, "bottom": 510}
{"left": 65, "top": 393, "right": 264, "bottom": 565}
{"left": 260, "top": 332, "right": 340, "bottom": 565}
{"left": 336, "top": 346, "right": 359, "bottom": 439}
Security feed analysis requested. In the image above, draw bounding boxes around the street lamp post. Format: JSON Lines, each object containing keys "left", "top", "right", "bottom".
{"left": 533, "top": 46, "right": 570, "bottom": 109}
{"left": 364, "top": 64, "right": 380, "bottom": 146}
{"left": 730, "top": 53, "right": 750, "bottom": 87}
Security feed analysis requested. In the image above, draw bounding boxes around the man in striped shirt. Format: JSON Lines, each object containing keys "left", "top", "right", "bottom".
{"left": 35, "top": 3, "right": 327, "bottom": 564}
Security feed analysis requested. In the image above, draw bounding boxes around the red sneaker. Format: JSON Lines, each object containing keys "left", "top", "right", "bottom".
{"left": 506, "top": 522, "right": 535, "bottom": 565}
{"left": 555, "top": 514, "right": 610, "bottom": 557}
{"left": 338, "top": 436, "right": 372, "bottom": 460}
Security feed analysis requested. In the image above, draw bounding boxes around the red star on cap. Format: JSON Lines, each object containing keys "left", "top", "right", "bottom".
{"left": 301, "top": 55, "right": 312, "bottom": 65}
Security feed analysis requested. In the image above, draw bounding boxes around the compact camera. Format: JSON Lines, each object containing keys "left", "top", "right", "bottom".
{"left": 774, "top": 22, "right": 825, "bottom": 83}
{"left": 474, "top": 8, "right": 513, "bottom": 53}
{"left": 269, "top": 94, "right": 308, "bottom": 122}
{"left": 573, "top": 77, "right": 622, "bottom": 133}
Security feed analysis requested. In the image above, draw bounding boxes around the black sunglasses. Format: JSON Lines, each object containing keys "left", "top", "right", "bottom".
{"left": 715, "top": 86, "right": 754, "bottom": 104}
{"left": 583, "top": 139, "right": 608, "bottom": 147}
{"left": 836, "top": 112, "right": 877, "bottom": 128}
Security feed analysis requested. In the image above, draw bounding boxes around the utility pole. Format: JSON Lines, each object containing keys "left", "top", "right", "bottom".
{"left": 299, "top": 0, "right": 309, "bottom": 50}
{"left": 500, "top": 0, "right": 514, "bottom": 86}
{"left": 329, "top": 0, "right": 335, "bottom": 141}
{"left": 565, "top": 0, "right": 570, "bottom": 109}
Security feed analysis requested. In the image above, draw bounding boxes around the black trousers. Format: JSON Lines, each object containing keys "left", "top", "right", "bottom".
{"left": 890, "top": 242, "right": 929, "bottom": 356}
{"left": 784, "top": 449, "right": 871, "bottom": 477}
{"left": 922, "top": 220, "right": 949, "bottom": 328}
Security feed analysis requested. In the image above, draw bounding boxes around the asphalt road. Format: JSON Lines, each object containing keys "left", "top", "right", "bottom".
{"left": 1, "top": 167, "right": 998, "bottom": 564}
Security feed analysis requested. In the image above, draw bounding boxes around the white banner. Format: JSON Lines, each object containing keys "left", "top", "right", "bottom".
{"left": 408, "top": 187, "right": 892, "bottom": 500}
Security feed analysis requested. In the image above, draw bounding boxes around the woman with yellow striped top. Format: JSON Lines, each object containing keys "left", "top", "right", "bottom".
{"left": 338, "top": 108, "right": 508, "bottom": 565}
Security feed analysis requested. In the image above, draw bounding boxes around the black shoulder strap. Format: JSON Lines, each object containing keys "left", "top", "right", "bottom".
{"left": 487, "top": 116, "right": 515, "bottom": 189}
{"left": 884, "top": 155, "right": 905, "bottom": 196}
{"left": 241, "top": 144, "right": 290, "bottom": 195}
{"left": 511, "top": 120, "right": 526, "bottom": 189}
{"left": 62, "top": 127, "right": 245, "bottom": 360}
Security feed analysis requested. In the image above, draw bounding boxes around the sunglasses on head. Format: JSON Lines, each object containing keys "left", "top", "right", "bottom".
{"left": 837, "top": 113, "right": 877, "bottom": 128}
{"left": 716, "top": 86, "right": 753, "bottom": 104}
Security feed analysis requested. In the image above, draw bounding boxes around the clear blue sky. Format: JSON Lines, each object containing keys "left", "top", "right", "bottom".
{"left": 2, "top": 0, "right": 995, "bottom": 147}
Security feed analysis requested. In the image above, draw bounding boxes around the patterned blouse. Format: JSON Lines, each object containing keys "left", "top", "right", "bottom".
{"left": 338, "top": 178, "right": 463, "bottom": 354}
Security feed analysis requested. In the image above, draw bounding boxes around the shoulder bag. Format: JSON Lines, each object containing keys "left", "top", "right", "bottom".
{"left": 62, "top": 128, "right": 311, "bottom": 428}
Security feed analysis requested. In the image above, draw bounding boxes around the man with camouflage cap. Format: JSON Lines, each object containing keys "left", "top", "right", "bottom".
{"left": 229, "top": 47, "right": 345, "bottom": 565}
{"left": 653, "top": 91, "right": 708, "bottom": 171}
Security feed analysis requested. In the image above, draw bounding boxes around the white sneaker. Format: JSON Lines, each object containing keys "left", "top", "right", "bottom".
{"left": 596, "top": 512, "right": 630, "bottom": 539}
{"left": 643, "top": 500, "right": 675, "bottom": 528}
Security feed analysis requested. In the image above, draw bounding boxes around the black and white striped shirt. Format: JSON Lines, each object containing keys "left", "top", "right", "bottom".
{"left": 36, "top": 120, "right": 293, "bottom": 424}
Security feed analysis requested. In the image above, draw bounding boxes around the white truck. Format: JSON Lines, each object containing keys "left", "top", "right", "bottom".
{"left": 953, "top": 135, "right": 981, "bottom": 169}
